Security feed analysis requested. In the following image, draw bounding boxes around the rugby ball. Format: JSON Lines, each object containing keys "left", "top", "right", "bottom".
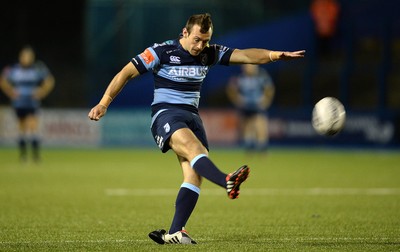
{"left": 312, "top": 97, "right": 346, "bottom": 136}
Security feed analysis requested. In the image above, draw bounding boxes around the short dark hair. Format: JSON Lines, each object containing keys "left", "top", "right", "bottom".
{"left": 185, "top": 13, "right": 213, "bottom": 34}
{"left": 20, "top": 44, "right": 35, "bottom": 53}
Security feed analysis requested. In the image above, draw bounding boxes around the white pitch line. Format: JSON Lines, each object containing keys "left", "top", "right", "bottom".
{"left": 105, "top": 188, "right": 400, "bottom": 196}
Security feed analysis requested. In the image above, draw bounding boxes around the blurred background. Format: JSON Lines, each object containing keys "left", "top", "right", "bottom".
{"left": 0, "top": 0, "right": 399, "bottom": 149}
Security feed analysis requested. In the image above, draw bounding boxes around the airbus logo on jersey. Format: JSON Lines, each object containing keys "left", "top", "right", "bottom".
{"left": 168, "top": 66, "right": 208, "bottom": 77}
{"left": 169, "top": 56, "right": 181, "bottom": 64}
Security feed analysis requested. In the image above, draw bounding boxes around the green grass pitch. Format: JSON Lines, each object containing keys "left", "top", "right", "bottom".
{"left": 0, "top": 147, "right": 399, "bottom": 251}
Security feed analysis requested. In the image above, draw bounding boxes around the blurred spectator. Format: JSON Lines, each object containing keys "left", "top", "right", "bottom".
{"left": 0, "top": 45, "right": 55, "bottom": 162}
{"left": 310, "top": 0, "right": 340, "bottom": 56}
{"left": 226, "top": 64, "right": 275, "bottom": 152}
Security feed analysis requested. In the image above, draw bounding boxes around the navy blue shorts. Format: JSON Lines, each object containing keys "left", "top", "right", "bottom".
{"left": 14, "top": 107, "right": 38, "bottom": 119}
{"left": 240, "top": 109, "right": 268, "bottom": 118}
{"left": 151, "top": 108, "right": 209, "bottom": 153}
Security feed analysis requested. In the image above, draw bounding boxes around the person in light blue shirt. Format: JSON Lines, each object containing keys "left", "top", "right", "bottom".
{"left": 88, "top": 13, "right": 305, "bottom": 244}
{"left": 1, "top": 45, "right": 55, "bottom": 162}
{"left": 227, "top": 64, "right": 275, "bottom": 151}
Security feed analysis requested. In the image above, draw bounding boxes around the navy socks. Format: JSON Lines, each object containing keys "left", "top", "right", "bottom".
{"left": 191, "top": 154, "right": 227, "bottom": 187}
{"left": 18, "top": 135, "right": 40, "bottom": 162}
{"left": 168, "top": 156, "right": 227, "bottom": 234}
{"left": 18, "top": 138, "right": 27, "bottom": 161}
{"left": 169, "top": 183, "right": 199, "bottom": 234}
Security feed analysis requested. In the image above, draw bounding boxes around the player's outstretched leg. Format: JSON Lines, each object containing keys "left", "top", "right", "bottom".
{"left": 226, "top": 165, "right": 250, "bottom": 199}
{"left": 148, "top": 228, "right": 197, "bottom": 245}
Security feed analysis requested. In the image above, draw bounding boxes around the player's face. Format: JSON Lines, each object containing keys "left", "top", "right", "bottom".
{"left": 181, "top": 25, "right": 212, "bottom": 56}
{"left": 19, "top": 48, "right": 35, "bottom": 67}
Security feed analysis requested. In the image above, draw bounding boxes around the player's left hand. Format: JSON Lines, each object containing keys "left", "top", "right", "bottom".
{"left": 277, "top": 50, "right": 306, "bottom": 60}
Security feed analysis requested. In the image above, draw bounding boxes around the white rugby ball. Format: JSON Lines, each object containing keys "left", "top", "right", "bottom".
{"left": 312, "top": 97, "right": 346, "bottom": 136}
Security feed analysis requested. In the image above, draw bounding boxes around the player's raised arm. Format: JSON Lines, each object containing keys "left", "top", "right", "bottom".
{"left": 229, "top": 48, "right": 305, "bottom": 64}
{"left": 88, "top": 62, "right": 139, "bottom": 121}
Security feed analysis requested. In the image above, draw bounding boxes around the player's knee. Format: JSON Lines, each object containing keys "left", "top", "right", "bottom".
{"left": 185, "top": 142, "right": 207, "bottom": 160}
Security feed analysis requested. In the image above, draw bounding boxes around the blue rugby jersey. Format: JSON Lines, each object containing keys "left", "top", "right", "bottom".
{"left": 3, "top": 61, "right": 51, "bottom": 109}
{"left": 131, "top": 38, "right": 234, "bottom": 112}
{"left": 236, "top": 68, "right": 274, "bottom": 112}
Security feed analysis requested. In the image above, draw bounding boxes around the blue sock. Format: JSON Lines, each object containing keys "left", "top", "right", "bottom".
{"left": 169, "top": 183, "right": 200, "bottom": 234}
{"left": 31, "top": 136, "right": 40, "bottom": 161}
{"left": 191, "top": 154, "right": 227, "bottom": 188}
{"left": 18, "top": 137, "right": 27, "bottom": 160}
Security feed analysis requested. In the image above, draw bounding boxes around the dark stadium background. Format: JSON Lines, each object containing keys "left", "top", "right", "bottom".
{"left": 1, "top": 0, "right": 399, "bottom": 147}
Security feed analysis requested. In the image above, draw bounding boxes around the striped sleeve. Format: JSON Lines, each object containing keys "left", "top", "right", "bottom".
{"left": 131, "top": 47, "right": 160, "bottom": 75}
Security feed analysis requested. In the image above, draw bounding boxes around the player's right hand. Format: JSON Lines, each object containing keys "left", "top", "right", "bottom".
{"left": 88, "top": 104, "right": 107, "bottom": 121}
